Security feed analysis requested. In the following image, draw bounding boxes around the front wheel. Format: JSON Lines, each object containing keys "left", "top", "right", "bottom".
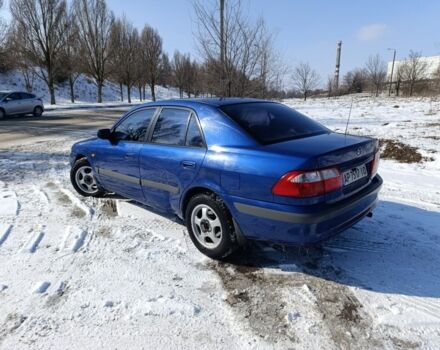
{"left": 185, "top": 193, "right": 237, "bottom": 259}
{"left": 70, "top": 158, "right": 105, "bottom": 197}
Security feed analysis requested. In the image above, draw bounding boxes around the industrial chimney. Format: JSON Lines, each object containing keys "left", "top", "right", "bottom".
{"left": 334, "top": 41, "right": 342, "bottom": 90}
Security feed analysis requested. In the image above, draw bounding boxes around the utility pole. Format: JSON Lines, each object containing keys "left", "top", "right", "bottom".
{"left": 334, "top": 41, "right": 342, "bottom": 91}
{"left": 387, "top": 48, "right": 396, "bottom": 96}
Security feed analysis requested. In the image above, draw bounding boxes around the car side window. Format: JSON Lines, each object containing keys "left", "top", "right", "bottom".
{"left": 8, "top": 93, "right": 21, "bottom": 100}
{"left": 19, "top": 92, "right": 32, "bottom": 99}
{"left": 185, "top": 114, "right": 204, "bottom": 147}
{"left": 151, "top": 108, "right": 191, "bottom": 146}
{"left": 113, "top": 108, "right": 156, "bottom": 141}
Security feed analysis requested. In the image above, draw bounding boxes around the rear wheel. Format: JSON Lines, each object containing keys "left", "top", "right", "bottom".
{"left": 33, "top": 106, "right": 43, "bottom": 117}
{"left": 70, "top": 158, "right": 105, "bottom": 197}
{"left": 0, "top": 109, "right": 5, "bottom": 119}
{"left": 185, "top": 193, "right": 237, "bottom": 259}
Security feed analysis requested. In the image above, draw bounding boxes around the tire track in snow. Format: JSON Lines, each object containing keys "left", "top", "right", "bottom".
{"left": 0, "top": 224, "right": 12, "bottom": 247}
{"left": 22, "top": 228, "right": 45, "bottom": 253}
{"left": 398, "top": 296, "right": 440, "bottom": 320}
{"left": 45, "top": 182, "right": 93, "bottom": 218}
{"left": 60, "top": 226, "right": 87, "bottom": 253}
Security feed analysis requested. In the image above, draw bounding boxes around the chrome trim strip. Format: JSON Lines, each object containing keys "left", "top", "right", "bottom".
{"left": 140, "top": 178, "right": 179, "bottom": 194}
{"left": 97, "top": 166, "right": 179, "bottom": 193}
{"left": 97, "top": 167, "right": 140, "bottom": 185}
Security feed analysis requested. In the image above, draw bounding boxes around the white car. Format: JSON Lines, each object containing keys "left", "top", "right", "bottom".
{"left": 0, "top": 91, "right": 44, "bottom": 119}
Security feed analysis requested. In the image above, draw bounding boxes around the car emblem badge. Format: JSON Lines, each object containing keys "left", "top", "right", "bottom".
{"left": 356, "top": 147, "right": 362, "bottom": 156}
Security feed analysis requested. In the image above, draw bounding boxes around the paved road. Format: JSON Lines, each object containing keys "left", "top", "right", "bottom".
{"left": 0, "top": 107, "right": 130, "bottom": 148}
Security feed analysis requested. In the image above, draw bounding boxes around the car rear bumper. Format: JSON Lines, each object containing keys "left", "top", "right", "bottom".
{"left": 227, "top": 175, "right": 382, "bottom": 245}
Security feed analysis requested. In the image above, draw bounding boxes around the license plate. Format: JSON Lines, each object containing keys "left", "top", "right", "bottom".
{"left": 343, "top": 164, "right": 368, "bottom": 186}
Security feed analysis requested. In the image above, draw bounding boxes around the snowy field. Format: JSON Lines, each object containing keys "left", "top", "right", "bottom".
{"left": 0, "top": 96, "right": 440, "bottom": 349}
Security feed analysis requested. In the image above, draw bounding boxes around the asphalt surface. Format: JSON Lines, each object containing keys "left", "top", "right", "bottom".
{"left": 0, "top": 107, "right": 130, "bottom": 148}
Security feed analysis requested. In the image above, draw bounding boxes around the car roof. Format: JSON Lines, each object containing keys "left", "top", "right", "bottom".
{"left": 0, "top": 91, "right": 32, "bottom": 94}
{"left": 139, "top": 97, "right": 271, "bottom": 109}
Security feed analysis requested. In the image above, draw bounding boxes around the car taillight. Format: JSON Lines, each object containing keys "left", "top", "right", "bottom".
{"left": 272, "top": 167, "right": 342, "bottom": 198}
{"left": 371, "top": 150, "right": 380, "bottom": 177}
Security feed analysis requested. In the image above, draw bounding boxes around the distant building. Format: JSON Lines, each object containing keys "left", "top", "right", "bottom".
{"left": 387, "top": 55, "right": 440, "bottom": 81}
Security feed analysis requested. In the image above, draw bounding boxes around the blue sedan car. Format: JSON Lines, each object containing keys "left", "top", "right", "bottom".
{"left": 70, "top": 98, "right": 382, "bottom": 259}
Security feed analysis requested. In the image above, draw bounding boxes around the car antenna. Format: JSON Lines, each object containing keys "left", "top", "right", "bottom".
{"left": 345, "top": 98, "right": 354, "bottom": 136}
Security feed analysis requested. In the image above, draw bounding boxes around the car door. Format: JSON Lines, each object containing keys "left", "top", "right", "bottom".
{"left": 19, "top": 93, "right": 34, "bottom": 114}
{"left": 93, "top": 107, "right": 157, "bottom": 202}
{"left": 3, "top": 93, "right": 22, "bottom": 115}
{"left": 139, "top": 108, "right": 206, "bottom": 212}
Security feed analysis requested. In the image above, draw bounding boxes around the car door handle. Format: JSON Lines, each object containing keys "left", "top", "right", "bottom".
{"left": 181, "top": 160, "right": 196, "bottom": 169}
{"left": 125, "top": 152, "right": 137, "bottom": 159}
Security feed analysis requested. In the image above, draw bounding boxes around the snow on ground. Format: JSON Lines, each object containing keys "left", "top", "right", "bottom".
{"left": 0, "top": 69, "right": 180, "bottom": 107}
{"left": 1, "top": 96, "right": 440, "bottom": 349}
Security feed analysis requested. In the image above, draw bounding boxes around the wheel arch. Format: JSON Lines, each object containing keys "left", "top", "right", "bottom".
{"left": 181, "top": 186, "right": 220, "bottom": 219}
{"left": 74, "top": 154, "right": 87, "bottom": 162}
{"left": 180, "top": 185, "right": 248, "bottom": 247}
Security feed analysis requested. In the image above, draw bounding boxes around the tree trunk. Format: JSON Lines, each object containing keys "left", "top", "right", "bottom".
{"left": 119, "top": 82, "right": 124, "bottom": 101}
{"left": 69, "top": 76, "right": 75, "bottom": 103}
{"left": 138, "top": 85, "right": 142, "bottom": 101}
{"left": 179, "top": 88, "right": 183, "bottom": 98}
{"left": 97, "top": 82, "right": 103, "bottom": 103}
{"left": 127, "top": 85, "right": 131, "bottom": 103}
{"left": 303, "top": 91, "right": 307, "bottom": 101}
{"left": 142, "top": 85, "right": 146, "bottom": 100}
{"left": 49, "top": 85, "right": 56, "bottom": 105}
{"left": 48, "top": 77, "right": 56, "bottom": 105}
{"left": 150, "top": 83, "right": 156, "bottom": 102}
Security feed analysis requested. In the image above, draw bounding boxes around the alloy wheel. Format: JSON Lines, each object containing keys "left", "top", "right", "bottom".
{"left": 75, "top": 165, "right": 99, "bottom": 194}
{"left": 191, "top": 204, "right": 223, "bottom": 249}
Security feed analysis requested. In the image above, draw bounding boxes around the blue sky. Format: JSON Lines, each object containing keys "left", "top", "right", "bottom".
{"left": 106, "top": 0, "right": 440, "bottom": 86}
{"left": 2, "top": 0, "right": 440, "bottom": 87}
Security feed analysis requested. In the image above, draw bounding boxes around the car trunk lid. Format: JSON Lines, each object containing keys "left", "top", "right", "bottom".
{"left": 265, "top": 132, "right": 378, "bottom": 200}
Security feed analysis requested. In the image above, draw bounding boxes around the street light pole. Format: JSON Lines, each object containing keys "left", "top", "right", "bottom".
{"left": 388, "top": 48, "right": 396, "bottom": 96}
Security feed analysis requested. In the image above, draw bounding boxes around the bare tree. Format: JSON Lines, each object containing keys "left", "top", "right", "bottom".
{"left": 158, "top": 52, "right": 172, "bottom": 88}
{"left": 108, "top": 19, "right": 125, "bottom": 101}
{"left": 60, "top": 7, "right": 82, "bottom": 103}
{"left": 292, "top": 62, "right": 320, "bottom": 100}
{"left": 108, "top": 17, "right": 138, "bottom": 103}
{"left": 6, "top": 26, "right": 36, "bottom": 92}
{"left": 400, "top": 50, "right": 428, "bottom": 96}
{"left": 10, "top": 0, "right": 67, "bottom": 104}
{"left": 171, "top": 51, "right": 188, "bottom": 98}
{"left": 434, "top": 64, "right": 440, "bottom": 94}
{"left": 74, "top": 0, "right": 114, "bottom": 103}
{"left": 140, "top": 25, "right": 162, "bottom": 102}
{"left": 343, "top": 68, "right": 368, "bottom": 94}
{"left": 394, "top": 65, "right": 403, "bottom": 96}
{"left": 365, "top": 54, "right": 386, "bottom": 97}
{"left": 193, "top": 0, "right": 278, "bottom": 98}
{"left": 0, "top": 0, "right": 7, "bottom": 63}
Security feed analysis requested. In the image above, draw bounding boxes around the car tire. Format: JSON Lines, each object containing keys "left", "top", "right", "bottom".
{"left": 0, "top": 109, "right": 5, "bottom": 120}
{"left": 33, "top": 106, "right": 43, "bottom": 117}
{"left": 70, "top": 158, "right": 105, "bottom": 197}
{"left": 185, "top": 193, "right": 238, "bottom": 259}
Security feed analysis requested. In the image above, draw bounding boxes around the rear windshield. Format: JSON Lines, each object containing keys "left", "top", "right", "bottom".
{"left": 219, "top": 102, "right": 328, "bottom": 145}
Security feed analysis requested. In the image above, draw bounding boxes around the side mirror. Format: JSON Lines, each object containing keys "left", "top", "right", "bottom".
{"left": 97, "top": 128, "right": 112, "bottom": 140}
{"left": 4, "top": 97, "right": 12, "bottom": 102}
